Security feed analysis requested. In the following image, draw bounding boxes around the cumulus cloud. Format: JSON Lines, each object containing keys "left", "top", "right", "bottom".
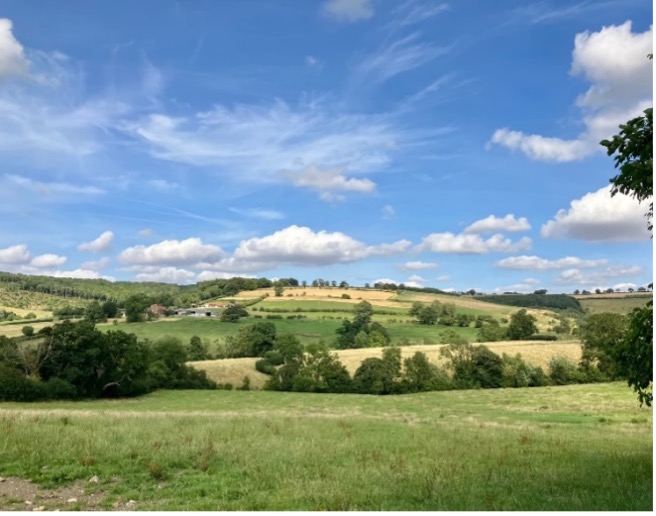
{"left": 119, "top": 237, "right": 224, "bottom": 266}
{"left": 30, "top": 253, "right": 67, "bottom": 268}
{"left": 400, "top": 261, "right": 438, "bottom": 271}
{"left": 0, "top": 244, "right": 31, "bottom": 264}
{"left": 416, "top": 232, "right": 531, "bottom": 254}
{"left": 231, "top": 225, "right": 410, "bottom": 266}
{"left": 287, "top": 164, "right": 376, "bottom": 201}
{"left": 493, "top": 278, "right": 541, "bottom": 294}
{"left": 134, "top": 266, "right": 197, "bottom": 284}
{"left": 80, "top": 257, "right": 111, "bottom": 271}
{"left": 78, "top": 231, "right": 114, "bottom": 253}
{"left": 322, "top": 0, "right": 374, "bottom": 22}
{"left": 464, "top": 214, "right": 531, "bottom": 234}
{"left": 541, "top": 186, "right": 651, "bottom": 242}
{"left": 496, "top": 255, "right": 608, "bottom": 270}
{"left": 489, "top": 21, "right": 653, "bottom": 162}
{"left": 46, "top": 268, "right": 115, "bottom": 281}
{"left": 0, "top": 19, "right": 29, "bottom": 81}
{"left": 555, "top": 265, "right": 643, "bottom": 287}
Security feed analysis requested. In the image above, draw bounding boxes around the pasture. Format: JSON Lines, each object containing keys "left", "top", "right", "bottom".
{"left": 0, "top": 383, "right": 651, "bottom": 510}
{"left": 577, "top": 294, "right": 652, "bottom": 315}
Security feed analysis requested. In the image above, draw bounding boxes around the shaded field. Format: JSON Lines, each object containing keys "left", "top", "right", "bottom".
{"left": 0, "top": 384, "right": 651, "bottom": 511}
{"left": 192, "top": 340, "right": 582, "bottom": 389}
{"left": 577, "top": 295, "right": 652, "bottom": 315}
{"left": 97, "top": 316, "right": 480, "bottom": 351}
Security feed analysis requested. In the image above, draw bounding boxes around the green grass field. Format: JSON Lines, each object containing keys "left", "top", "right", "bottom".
{"left": 97, "top": 316, "right": 479, "bottom": 351}
{"left": 0, "top": 383, "right": 651, "bottom": 510}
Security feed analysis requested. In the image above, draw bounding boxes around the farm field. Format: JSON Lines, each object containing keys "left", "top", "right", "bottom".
{"left": 576, "top": 294, "right": 652, "bottom": 315}
{"left": 192, "top": 340, "right": 583, "bottom": 389}
{"left": 0, "top": 383, "right": 650, "bottom": 511}
{"left": 97, "top": 315, "right": 480, "bottom": 352}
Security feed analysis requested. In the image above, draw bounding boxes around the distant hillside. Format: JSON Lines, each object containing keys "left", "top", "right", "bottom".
{"left": 474, "top": 293, "right": 583, "bottom": 312}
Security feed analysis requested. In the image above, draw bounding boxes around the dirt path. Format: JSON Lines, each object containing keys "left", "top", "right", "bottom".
{"left": 0, "top": 476, "right": 137, "bottom": 511}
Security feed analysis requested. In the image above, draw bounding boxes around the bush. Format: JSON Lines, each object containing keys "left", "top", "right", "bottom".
{"left": 527, "top": 334, "right": 558, "bottom": 341}
{"left": 0, "top": 367, "right": 47, "bottom": 401}
{"left": 255, "top": 359, "right": 276, "bottom": 375}
{"left": 263, "top": 350, "right": 284, "bottom": 366}
{"left": 549, "top": 356, "right": 586, "bottom": 385}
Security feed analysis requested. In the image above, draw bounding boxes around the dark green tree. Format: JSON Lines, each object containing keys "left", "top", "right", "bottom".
{"left": 84, "top": 301, "right": 107, "bottom": 323}
{"left": 124, "top": 294, "right": 151, "bottom": 323}
{"left": 507, "top": 309, "right": 537, "bottom": 340}
{"left": 580, "top": 313, "right": 627, "bottom": 378}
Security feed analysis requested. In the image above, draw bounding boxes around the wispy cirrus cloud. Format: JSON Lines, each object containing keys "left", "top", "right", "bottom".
{"left": 351, "top": 32, "right": 450, "bottom": 88}
{"left": 322, "top": 0, "right": 374, "bottom": 23}
{"left": 4, "top": 174, "right": 105, "bottom": 198}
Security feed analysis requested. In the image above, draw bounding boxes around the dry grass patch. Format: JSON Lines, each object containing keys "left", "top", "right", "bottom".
{"left": 189, "top": 357, "right": 268, "bottom": 389}
{"left": 229, "top": 287, "right": 397, "bottom": 304}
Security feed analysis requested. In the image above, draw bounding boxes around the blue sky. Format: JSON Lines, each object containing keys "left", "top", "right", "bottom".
{"left": 0, "top": 0, "right": 652, "bottom": 293}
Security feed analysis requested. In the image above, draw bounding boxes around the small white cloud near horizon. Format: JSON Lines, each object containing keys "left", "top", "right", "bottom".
{"left": 493, "top": 278, "right": 541, "bottom": 294}
{"left": 541, "top": 186, "right": 651, "bottom": 242}
{"left": 464, "top": 214, "right": 531, "bottom": 234}
{"left": 416, "top": 232, "right": 531, "bottom": 254}
{"left": 400, "top": 260, "right": 438, "bottom": 271}
{"left": 81, "top": 257, "right": 111, "bottom": 271}
{"left": 78, "top": 231, "right": 114, "bottom": 253}
{"left": 496, "top": 255, "right": 608, "bottom": 270}
{"left": 0, "top": 244, "right": 31, "bottom": 264}
{"left": 30, "top": 253, "right": 67, "bottom": 268}
{"left": 135, "top": 266, "right": 197, "bottom": 284}
{"left": 322, "top": 0, "right": 374, "bottom": 23}
{"left": 555, "top": 265, "right": 643, "bottom": 287}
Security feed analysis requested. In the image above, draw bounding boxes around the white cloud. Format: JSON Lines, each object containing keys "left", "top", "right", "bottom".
{"left": 322, "top": 0, "right": 374, "bottom": 22}
{"left": 416, "top": 232, "right": 531, "bottom": 254}
{"left": 0, "top": 18, "right": 29, "bottom": 81}
{"left": 232, "top": 225, "right": 410, "bottom": 266}
{"left": 305, "top": 55, "right": 321, "bottom": 68}
{"left": 229, "top": 207, "right": 285, "bottom": 220}
{"left": 119, "top": 237, "right": 224, "bottom": 266}
{"left": 5, "top": 174, "right": 104, "bottom": 197}
{"left": 493, "top": 278, "right": 541, "bottom": 294}
{"left": 353, "top": 32, "right": 450, "bottom": 87}
{"left": 0, "top": 244, "right": 30, "bottom": 264}
{"left": 78, "top": 231, "right": 114, "bottom": 253}
{"left": 400, "top": 260, "right": 438, "bottom": 271}
{"left": 30, "top": 253, "right": 67, "bottom": 268}
{"left": 46, "top": 268, "right": 115, "bottom": 281}
{"left": 80, "top": 257, "right": 111, "bottom": 271}
{"left": 148, "top": 179, "right": 179, "bottom": 191}
{"left": 541, "top": 186, "right": 651, "bottom": 242}
{"left": 382, "top": 205, "right": 395, "bottom": 219}
{"left": 464, "top": 214, "right": 531, "bottom": 234}
{"left": 496, "top": 255, "right": 608, "bottom": 270}
{"left": 391, "top": 2, "right": 449, "bottom": 28}
{"left": 196, "top": 271, "right": 256, "bottom": 282}
{"left": 488, "top": 22, "right": 653, "bottom": 162}
{"left": 138, "top": 228, "right": 154, "bottom": 238}
{"left": 128, "top": 99, "right": 404, "bottom": 183}
{"left": 135, "top": 266, "right": 197, "bottom": 284}
{"left": 287, "top": 164, "right": 376, "bottom": 201}
{"left": 555, "top": 265, "right": 643, "bottom": 287}
{"left": 436, "top": 275, "right": 451, "bottom": 282}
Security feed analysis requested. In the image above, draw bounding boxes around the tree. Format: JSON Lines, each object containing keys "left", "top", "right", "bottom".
{"left": 124, "top": 294, "right": 151, "bottom": 323}
{"left": 21, "top": 326, "right": 34, "bottom": 337}
{"left": 84, "top": 301, "right": 107, "bottom": 323}
{"left": 600, "top": 88, "right": 653, "bottom": 405}
{"left": 220, "top": 304, "right": 248, "bottom": 322}
{"left": 187, "top": 335, "right": 210, "bottom": 361}
{"left": 580, "top": 313, "right": 627, "bottom": 378}
{"left": 507, "top": 309, "right": 537, "bottom": 340}
{"left": 600, "top": 107, "right": 653, "bottom": 231}
{"left": 274, "top": 284, "right": 284, "bottom": 297}
{"left": 102, "top": 299, "right": 119, "bottom": 319}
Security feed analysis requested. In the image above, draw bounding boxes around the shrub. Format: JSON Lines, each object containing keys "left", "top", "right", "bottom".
{"left": 549, "top": 356, "right": 586, "bottom": 385}
{"left": 527, "top": 334, "right": 557, "bottom": 341}
{"left": 255, "top": 359, "right": 276, "bottom": 375}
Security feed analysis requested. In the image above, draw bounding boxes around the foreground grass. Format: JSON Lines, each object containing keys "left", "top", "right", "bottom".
{"left": 0, "top": 383, "right": 651, "bottom": 510}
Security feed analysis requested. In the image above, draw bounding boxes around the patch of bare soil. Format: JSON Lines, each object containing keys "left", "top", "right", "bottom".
{"left": 0, "top": 476, "right": 137, "bottom": 511}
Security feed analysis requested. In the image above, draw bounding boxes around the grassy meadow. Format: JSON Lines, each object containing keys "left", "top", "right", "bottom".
{"left": 0, "top": 383, "right": 651, "bottom": 511}
{"left": 576, "top": 294, "right": 652, "bottom": 315}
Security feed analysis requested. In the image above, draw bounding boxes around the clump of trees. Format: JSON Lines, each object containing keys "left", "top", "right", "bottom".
{"left": 0, "top": 320, "right": 216, "bottom": 401}
{"left": 335, "top": 301, "right": 392, "bottom": 349}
